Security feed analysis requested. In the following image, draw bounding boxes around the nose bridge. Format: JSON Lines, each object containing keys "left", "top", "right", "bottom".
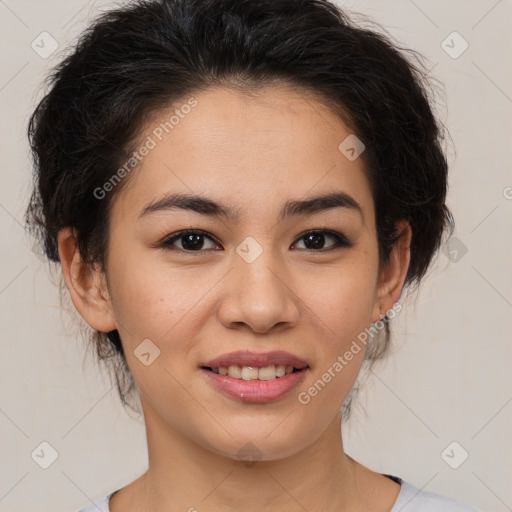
{"left": 219, "top": 235, "right": 300, "bottom": 332}
{"left": 235, "top": 235, "right": 286, "bottom": 301}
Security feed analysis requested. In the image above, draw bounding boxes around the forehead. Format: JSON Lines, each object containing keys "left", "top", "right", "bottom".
{"left": 111, "top": 84, "right": 374, "bottom": 224}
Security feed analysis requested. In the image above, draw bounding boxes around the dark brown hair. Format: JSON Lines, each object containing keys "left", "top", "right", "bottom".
{"left": 26, "top": 0, "right": 452, "bottom": 417}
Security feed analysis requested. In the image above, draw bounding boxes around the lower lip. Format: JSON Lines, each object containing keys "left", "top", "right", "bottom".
{"left": 201, "top": 368, "right": 308, "bottom": 403}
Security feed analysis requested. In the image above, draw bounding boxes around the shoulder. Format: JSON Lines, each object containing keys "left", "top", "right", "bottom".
{"left": 391, "top": 478, "right": 477, "bottom": 512}
{"left": 76, "top": 489, "right": 119, "bottom": 512}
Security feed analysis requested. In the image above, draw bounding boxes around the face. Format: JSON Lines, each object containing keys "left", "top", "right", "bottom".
{"left": 62, "top": 84, "right": 408, "bottom": 462}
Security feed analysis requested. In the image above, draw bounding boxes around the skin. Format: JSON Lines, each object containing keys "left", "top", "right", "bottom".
{"left": 58, "top": 84, "right": 411, "bottom": 512}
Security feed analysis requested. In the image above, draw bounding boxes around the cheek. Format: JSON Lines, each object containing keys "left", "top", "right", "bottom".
{"left": 303, "top": 255, "right": 378, "bottom": 339}
{"left": 296, "top": 248, "right": 378, "bottom": 395}
{"left": 107, "top": 261, "right": 205, "bottom": 401}
{"left": 106, "top": 249, "right": 203, "bottom": 347}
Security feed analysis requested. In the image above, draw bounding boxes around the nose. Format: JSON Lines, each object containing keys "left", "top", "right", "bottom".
{"left": 217, "top": 246, "right": 301, "bottom": 334}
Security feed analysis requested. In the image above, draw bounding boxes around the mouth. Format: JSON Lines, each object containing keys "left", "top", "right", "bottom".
{"left": 199, "top": 349, "right": 310, "bottom": 380}
{"left": 199, "top": 350, "right": 310, "bottom": 403}
{"left": 201, "top": 364, "right": 308, "bottom": 381}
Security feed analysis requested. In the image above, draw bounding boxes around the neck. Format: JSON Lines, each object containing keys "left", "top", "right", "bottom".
{"left": 132, "top": 405, "right": 361, "bottom": 512}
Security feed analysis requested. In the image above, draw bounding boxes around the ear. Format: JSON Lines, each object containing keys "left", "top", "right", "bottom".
{"left": 57, "top": 227, "right": 117, "bottom": 332}
{"left": 371, "top": 220, "right": 412, "bottom": 323}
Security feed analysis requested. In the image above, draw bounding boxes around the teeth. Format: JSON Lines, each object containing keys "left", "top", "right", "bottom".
{"left": 258, "top": 365, "right": 278, "bottom": 381}
{"left": 213, "top": 364, "right": 295, "bottom": 380}
{"left": 228, "top": 365, "right": 242, "bottom": 379}
{"left": 241, "top": 366, "right": 259, "bottom": 380}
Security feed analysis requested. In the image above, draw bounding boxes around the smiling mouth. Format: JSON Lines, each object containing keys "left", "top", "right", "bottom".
{"left": 201, "top": 364, "right": 308, "bottom": 381}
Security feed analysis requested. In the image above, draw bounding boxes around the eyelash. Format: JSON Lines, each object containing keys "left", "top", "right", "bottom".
{"left": 159, "top": 229, "right": 353, "bottom": 254}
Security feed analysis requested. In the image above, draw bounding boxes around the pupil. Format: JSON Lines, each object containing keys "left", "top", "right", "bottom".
{"left": 305, "top": 233, "right": 324, "bottom": 250}
{"left": 183, "top": 233, "right": 203, "bottom": 250}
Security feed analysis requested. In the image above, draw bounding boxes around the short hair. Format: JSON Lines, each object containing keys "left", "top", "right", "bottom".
{"left": 25, "top": 0, "right": 453, "bottom": 417}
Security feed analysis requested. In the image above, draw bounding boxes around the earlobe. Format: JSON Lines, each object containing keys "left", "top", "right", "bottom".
{"left": 57, "top": 227, "right": 117, "bottom": 333}
{"left": 372, "top": 220, "right": 411, "bottom": 323}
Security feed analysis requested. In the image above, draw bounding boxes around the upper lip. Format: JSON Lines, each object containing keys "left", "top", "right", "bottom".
{"left": 200, "top": 350, "right": 309, "bottom": 369}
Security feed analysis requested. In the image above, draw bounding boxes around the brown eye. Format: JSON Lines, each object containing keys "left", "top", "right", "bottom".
{"left": 160, "top": 228, "right": 353, "bottom": 254}
{"left": 161, "top": 230, "right": 220, "bottom": 252}
{"left": 292, "top": 230, "right": 353, "bottom": 251}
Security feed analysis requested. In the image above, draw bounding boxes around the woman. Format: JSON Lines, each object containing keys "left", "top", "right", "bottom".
{"left": 25, "top": 0, "right": 476, "bottom": 510}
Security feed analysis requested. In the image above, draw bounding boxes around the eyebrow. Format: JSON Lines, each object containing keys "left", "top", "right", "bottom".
{"left": 137, "top": 191, "right": 364, "bottom": 222}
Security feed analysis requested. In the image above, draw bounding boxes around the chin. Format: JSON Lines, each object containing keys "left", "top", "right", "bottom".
{"left": 196, "top": 421, "right": 315, "bottom": 463}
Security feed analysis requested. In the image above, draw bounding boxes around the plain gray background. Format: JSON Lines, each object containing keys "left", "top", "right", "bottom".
{"left": 1, "top": 0, "right": 511, "bottom": 511}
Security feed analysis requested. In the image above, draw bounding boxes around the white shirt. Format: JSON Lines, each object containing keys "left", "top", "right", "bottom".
{"left": 76, "top": 476, "right": 477, "bottom": 511}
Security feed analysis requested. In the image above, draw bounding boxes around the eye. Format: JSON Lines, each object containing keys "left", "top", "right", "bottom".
{"left": 160, "top": 230, "right": 221, "bottom": 252}
{"left": 160, "top": 228, "right": 353, "bottom": 253}
{"left": 292, "top": 229, "right": 353, "bottom": 251}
